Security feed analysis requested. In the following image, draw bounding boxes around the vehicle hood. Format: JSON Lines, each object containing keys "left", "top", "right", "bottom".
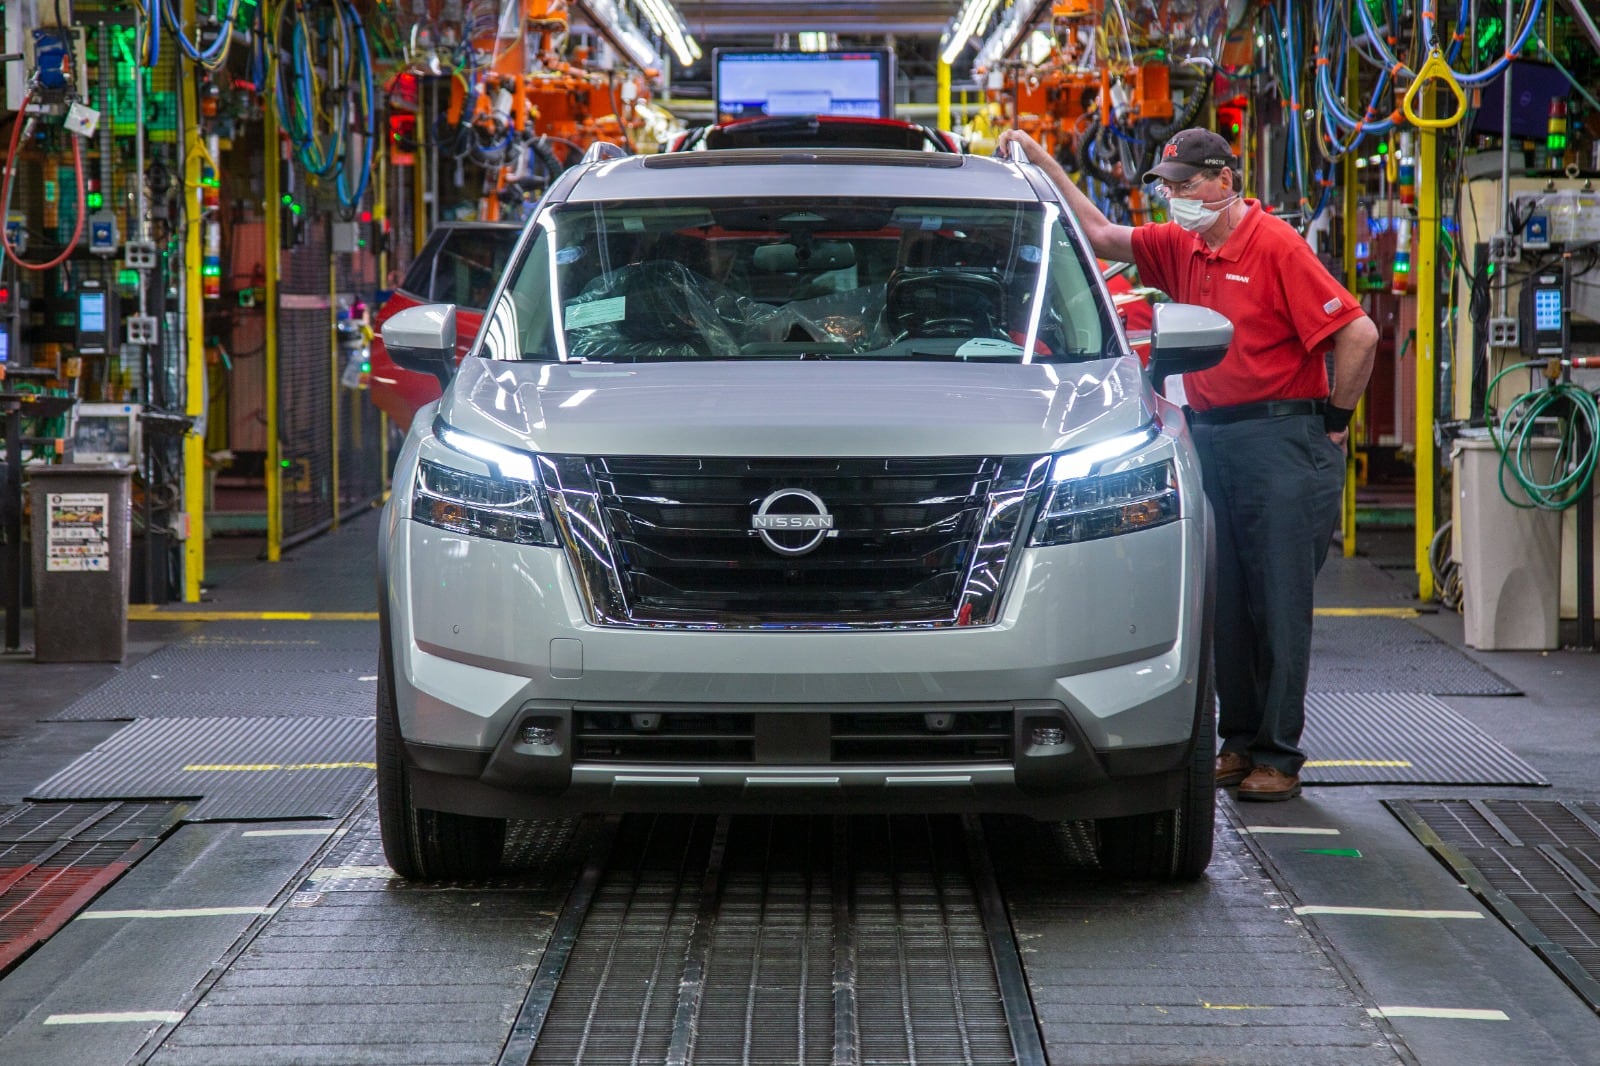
{"left": 436, "top": 357, "right": 1153, "bottom": 457}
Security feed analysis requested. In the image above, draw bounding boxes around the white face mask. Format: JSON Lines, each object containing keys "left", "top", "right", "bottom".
{"left": 1168, "top": 194, "right": 1237, "bottom": 232}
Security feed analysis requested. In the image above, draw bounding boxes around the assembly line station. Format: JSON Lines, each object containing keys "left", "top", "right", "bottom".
{"left": 3, "top": 1, "right": 1600, "bottom": 1064}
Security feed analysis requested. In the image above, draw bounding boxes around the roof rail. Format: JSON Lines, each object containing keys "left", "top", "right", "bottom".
{"left": 580, "top": 141, "right": 630, "bottom": 164}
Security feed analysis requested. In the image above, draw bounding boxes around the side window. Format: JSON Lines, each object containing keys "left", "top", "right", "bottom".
{"left": 398, "top": 231, "right": 445, "bottom": 299}
{"left": 1042, "top": 221, "right": 1106, "bottom": 355}
{"left": 478, "top": 227, "right": 556, "bottom": 360}
{"left": 431, "top": 229, "right": 521, "bottom": 309}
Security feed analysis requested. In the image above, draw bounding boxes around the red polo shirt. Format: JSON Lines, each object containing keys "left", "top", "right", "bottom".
{"left": 1129, "top": 200, "right": 1366, "bottom": 411}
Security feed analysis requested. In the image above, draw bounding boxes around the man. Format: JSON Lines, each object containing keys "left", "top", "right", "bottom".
{"left": 998, "top": 126, "right": 1378, "bottom": 801}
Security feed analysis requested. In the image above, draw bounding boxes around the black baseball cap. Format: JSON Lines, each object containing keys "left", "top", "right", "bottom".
{"left": 1141, "top": 128, "right": 1236, "bottom": 184}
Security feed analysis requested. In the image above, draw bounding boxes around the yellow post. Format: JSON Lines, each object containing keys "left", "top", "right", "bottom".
{"left": 180, "top": 18, "right": 206, "bottom": 601}
{"left": 937, "top": 59, "right": 951, "bottom": 135}
{"left": 264, "top": 93, "right": 283, "bottom": 562}
{"left": 1341, "top": 146, "right": 1360, "bottom": 557}
{"left": 1414, "top": 83, "right": 1440, "bottom": 601}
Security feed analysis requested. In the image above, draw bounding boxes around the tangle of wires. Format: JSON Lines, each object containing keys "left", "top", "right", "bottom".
{"left": 272, "top": 0, "right": 375, "bottom": 216}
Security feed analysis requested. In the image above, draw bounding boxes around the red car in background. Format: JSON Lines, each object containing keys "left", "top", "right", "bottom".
{"left": 369, "top": 221, "right": 522, "bottom": 430}
{"left": 1103, "top": 262, "right": 1155, "bottom": 364}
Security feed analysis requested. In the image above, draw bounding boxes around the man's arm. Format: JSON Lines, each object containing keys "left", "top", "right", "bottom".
{"left": 1325, "top": 314, "right": 1379, "bottom": 445}
{"left": 997, "top": 130, "right": 1136, "bottom": 263}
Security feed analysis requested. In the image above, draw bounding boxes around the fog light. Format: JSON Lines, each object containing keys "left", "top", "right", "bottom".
{"left": 520, "top": 723, "right": 557, "bottom": 746}
{"left": 1031, "top": 726, "right": 1066, "bottom": 747}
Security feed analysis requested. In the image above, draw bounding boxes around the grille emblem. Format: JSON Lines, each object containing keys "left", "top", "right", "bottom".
{"left": 751, "top": 488, "right": 836, "bottom": 556}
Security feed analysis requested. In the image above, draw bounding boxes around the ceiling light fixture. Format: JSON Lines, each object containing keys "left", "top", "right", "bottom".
{"left": 940, "top": 0, "right": 1003, "bottom": 66}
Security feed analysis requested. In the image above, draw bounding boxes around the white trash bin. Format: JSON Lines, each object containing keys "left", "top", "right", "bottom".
{"left": 1454, "top": 437, "right": 1561, "bottom": 650}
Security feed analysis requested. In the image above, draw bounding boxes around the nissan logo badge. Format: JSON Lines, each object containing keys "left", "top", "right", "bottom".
{"left": 751, "top": 488, "right": 836, "bottom": 556}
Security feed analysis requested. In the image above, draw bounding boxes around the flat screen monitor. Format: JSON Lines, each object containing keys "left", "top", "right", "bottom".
{"left": 1469, "top": 60, "right": 1571, "bottom": 141}
{"left": 71, "top": 402, "right": 141, "bottom": 466}
{"left": 714, "top": 49, "right": 895, "bottom": 121}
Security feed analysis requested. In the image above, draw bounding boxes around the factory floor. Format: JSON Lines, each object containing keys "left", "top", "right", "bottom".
{"left": 0, "top": 508, "right": 1597, "bottom": 1066}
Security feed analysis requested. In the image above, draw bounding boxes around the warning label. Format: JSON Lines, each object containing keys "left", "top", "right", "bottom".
{"left": 46, "top": 492, "right": 111, "bottom": 572}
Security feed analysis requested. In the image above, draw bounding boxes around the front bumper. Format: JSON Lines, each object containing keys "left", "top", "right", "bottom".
{"left": 382, "top": 499, "right": 1208, "bottom": 819}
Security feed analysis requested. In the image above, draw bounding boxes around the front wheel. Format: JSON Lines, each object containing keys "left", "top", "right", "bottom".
{"left": 376, "top": 647, "right": 506, "bottom": 880}
{"left": 1093, "top": 667, "right": 1216, "bottom": 880}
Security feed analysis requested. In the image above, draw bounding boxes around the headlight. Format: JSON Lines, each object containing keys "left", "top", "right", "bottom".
{"left": 1030, "top": 426, "right": 1180, "bottom": 546}
{"left": 1030, "top": 460, "right": 1180, "bottom": 545}
{"left": 411, "top": 424, "right": 559, "bottom": 546}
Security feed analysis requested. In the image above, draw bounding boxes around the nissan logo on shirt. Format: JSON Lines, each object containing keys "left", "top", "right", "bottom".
{"left": 752, "top": 489, "right": 836, "bottom": 556}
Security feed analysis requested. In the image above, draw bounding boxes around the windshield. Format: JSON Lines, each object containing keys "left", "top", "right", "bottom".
{"left": 474, "top": 196, "right": 1117, "bottom": 364}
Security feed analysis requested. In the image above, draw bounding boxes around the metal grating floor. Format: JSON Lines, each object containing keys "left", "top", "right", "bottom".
{"left": 49, "top": 640, "right": 376, "bottom": 721}
{"left": 1310, "top": 616, "right": 1520, "bottom": 695}
{"left": 1300, "top": 692, "right": 1547, "bottom": 786}
{"left": 1389, "top": 798, "right": 1600, "bottom": 1012}
{"left": 0, "top": 801, "right": 183, "bottom": 973}
{"left": 526, "top": 814, "right": 1027, "bottom": 1066}
{"left": 29, "top": 716, "right": 374, "bottom": 821}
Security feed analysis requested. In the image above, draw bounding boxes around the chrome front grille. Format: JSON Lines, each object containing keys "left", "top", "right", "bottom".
{"left": 539, "top": 454, "right": 1050, "bottom": 630}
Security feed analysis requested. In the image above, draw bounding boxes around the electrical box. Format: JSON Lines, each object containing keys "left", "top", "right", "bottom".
{"left": 89, "top": 211, "right": 119, "bottom": 255}
{"left": 76, "top": 281, "right": 112, "bottom": 355}
{"left": 125, "top": 314, "right": 158, "bottom": 346}
{"left": 331, "top": 221, "right": 361, "bottom": 254}
{"left": 1519, "top": 268, "right": 1567, "bottom": 359}
{"left": 124, "top": 240, "right": 157, "bottom": 269}
{"left": 5, "top": 214, "right": 26, "bottom": 255}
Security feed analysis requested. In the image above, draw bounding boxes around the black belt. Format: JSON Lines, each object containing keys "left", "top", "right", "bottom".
{"left": 1187, "top": 399, "right": 1324, "bottom": 425}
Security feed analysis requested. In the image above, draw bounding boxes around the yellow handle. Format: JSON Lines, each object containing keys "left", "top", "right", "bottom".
{"left": 1402, "top": 49, "right": 1467, "bottom": 129}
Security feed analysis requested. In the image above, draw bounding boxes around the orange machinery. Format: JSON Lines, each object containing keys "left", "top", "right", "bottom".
{"left": 979, "top": 0, "right": 1175, "bottom": 219}
{"left": 444, "top": 0, "right": 653, "bottom": 218}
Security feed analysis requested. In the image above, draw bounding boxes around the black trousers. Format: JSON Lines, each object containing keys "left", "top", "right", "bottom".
{"left": 1190, "top": 412, "right": 1344, "bottom": 775}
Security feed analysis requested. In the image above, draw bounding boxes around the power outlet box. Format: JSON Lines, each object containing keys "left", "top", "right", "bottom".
{"left": 125, "top": 315, "right": 158, "bottom": 345}
{"left": 1488, "top": 316, "right": 1519, "bottom": 348}
{"left": 124, "top": 240, "right": 157, "bottom": 269}
{"left": 1489, "top": 234, "right": 1521, "bottom": 264}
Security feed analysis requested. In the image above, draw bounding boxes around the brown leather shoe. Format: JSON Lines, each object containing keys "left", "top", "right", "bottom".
{"left": 1236, "top": 765, "right": 1301, "bottom": 802}
{"left": 1215, "top": 751, "right": 1251, "bottom": 788}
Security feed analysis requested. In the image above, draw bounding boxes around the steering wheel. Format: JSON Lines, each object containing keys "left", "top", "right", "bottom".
{"left": 886, "top": 269, "right": 1009, "bottom": 340}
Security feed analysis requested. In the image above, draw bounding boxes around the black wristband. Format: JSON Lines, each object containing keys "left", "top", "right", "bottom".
{"left": 1324, "top": 403, "right": 1355, "bottom": 434}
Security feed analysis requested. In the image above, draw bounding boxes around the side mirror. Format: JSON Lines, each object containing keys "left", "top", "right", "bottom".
{"left": 1147, "top": 303, "right": 1232, "bottom": 395}
{"left": 382, "top": 304, "right": 458, "bottom": 389}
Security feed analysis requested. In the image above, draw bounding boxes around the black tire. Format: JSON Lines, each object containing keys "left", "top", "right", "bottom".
{"left": 1094, "top": 665, "right": 1217, "bottom": 881}
{"left": 376, "top": 645, "right": 506, "bottom": 881}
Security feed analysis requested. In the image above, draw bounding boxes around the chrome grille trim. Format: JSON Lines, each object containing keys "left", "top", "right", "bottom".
{"left": 543, "top": 454, "right": 1051, "bottom": 630}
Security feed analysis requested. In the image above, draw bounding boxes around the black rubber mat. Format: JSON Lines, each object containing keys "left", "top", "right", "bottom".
{"left": 1389, "top": 799, "right": 1600, "bottom": 1012}
{"left": 48, "top": 637, "right": 376, "bottom": 721}
{"left": 28, "top": 716, "right": 374, "bottom": 821}
{"left": 1310, "top": 616, "right": 1520, "bottom": 696}
{"left": 1300, "top": 692, "right": 1547, "bottom": 786}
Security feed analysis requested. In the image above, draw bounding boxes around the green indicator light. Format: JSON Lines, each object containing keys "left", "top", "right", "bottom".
{"left": 86, "top": 192, "right": 103, "bottom": 210}
{"left": 280, "top": 459, "right": 293, "bottom": 468}
{"left": 118, "top": 269, "right": 138, "bottom": 286}
{"left": 291, "top": 204, "right": 302, "bottom": 215}
{"left": 281, "top": 194, "right": 292, "bottom": 205}
{"left": 202, "top": 264, "right": 221, "bottom": 277}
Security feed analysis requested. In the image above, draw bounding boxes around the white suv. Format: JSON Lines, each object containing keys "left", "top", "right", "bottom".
{"left": 377, "top": 144, "right": 1231, "bottom": 881}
